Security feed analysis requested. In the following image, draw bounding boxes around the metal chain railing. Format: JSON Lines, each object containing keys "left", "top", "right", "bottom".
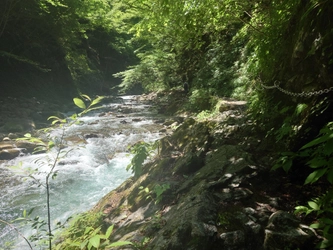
{"left": 259, "top": 79, "right": 333, "bottom": 97}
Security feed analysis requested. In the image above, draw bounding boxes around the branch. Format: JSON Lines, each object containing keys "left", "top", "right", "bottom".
{"left": 0, "top": 50, "right": 51, "bottom": 72}
{"left": 0, "top": 218, "right": 33, "bottom": 250}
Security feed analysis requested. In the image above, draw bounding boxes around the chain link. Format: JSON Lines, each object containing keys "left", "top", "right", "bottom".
{"left": 259, "top": 79, "right": 333, "bottom": 97}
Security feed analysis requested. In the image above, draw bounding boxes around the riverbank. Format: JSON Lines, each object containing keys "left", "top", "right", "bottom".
{"left": 0, "top": 94, "right": 174, "bottom": 249}
{"left": 54, "top": 90, "right": 319, "bottom": 250}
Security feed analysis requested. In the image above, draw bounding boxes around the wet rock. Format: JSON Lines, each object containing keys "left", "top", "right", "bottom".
{"left": 264, "top": 211, "right": 317, "bottom": 250}
{"left": 84, "top": 133, "right": 100, "bottom": 139}
{"left": 8, "top": 133, "right": 18, "bottom": 139}
{"left": 0, "top": 148, "right": 21, "bottom": 160}
{"left": 15, "top": 140, "right": 47, "bottom": 154}
{"left": 219, "top": 230, "right": 246, "bottom": 249}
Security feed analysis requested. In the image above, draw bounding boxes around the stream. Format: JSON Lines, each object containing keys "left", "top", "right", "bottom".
{"left": 0, "top": 95, "right": 166, "bottom": 249}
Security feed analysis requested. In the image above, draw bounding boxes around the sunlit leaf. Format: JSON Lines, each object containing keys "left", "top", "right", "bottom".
{"left": 310, "top": 223, "right": 321, "bottom": 229}
{"left": 295, "top": 205, "right": 309, "bottom": 215}
{"left": 80, "top": 94, "right": 91, "bottom": 101}
{"left": 84, "top": 227, "right": 93, "bottom": 235}
{"left": 89, "top": 235, "right": 100, "bottom": 248}
{"left": 308, "top": 201, "right": 320, "bottom": 210}
{"left": 47, "top": 115, "right": 61, "bottom": 121}
{"left": 90, "top": 96, "right": 104, "bottom": 106}
{"left": 73, "top": 98, "right": 86, "bottom": 109}
{"left": 301, "top": 133, "right": 333, "bottom": 150}
{"left": 305, "top": 169, "right": 327, "bottom": 184}
{"left": 80, "top": 240, "right": 88, "bottom": 249}
{"left": 105, "top": 225, "right": 114, "bottom": 238}
{"left": 24, "top": 133, "right": 32, "bottom": 138}
{"left": 295, "top": 103, "right": 308, "bottom": 115}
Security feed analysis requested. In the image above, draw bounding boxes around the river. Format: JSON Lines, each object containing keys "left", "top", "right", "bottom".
{"left": 0, "top": 95, "right": 166, "bottom": 249}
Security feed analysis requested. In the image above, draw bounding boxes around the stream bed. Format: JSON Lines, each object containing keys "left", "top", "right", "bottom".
{"left": 0, "top": 95, "right": 166, "bottom": 249}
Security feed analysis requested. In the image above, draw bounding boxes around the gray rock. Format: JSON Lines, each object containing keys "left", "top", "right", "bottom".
{"left": 0, "top": 148, "right": 21, "bottom": 160}
{"left": 264, "top": 211, "right": 317, "bottom": 250}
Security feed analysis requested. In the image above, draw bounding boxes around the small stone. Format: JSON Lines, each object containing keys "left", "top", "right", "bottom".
{"left": 220, "top": 230, "right": 245, "bottom": 247}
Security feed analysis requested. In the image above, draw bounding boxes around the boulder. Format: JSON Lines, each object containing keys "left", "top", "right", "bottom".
{"left": 264, "top": 211, "right": 317, "bottom": 250}
{"left": 0, "top": 148, "right": 21, "bottom": 160}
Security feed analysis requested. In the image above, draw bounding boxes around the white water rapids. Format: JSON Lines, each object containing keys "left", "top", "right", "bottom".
{"left": 0, "top": 95, "right": 165, "bottom": 249}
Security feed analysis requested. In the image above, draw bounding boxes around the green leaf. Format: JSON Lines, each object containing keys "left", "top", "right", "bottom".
{"left": 301, "top": 133, "right": 333, "bottom": 150}
{"left": 89, "top": 235, "right": 101, "bottom": 248}
{"left": 27, "top": 208, "right": 35, "bottom": 216}
{"left": 282, "top": 158, "right": 293, "bottom": 172}
{"left": 322, "top": 218, "right": 333, "bottom": 225}
{"left": 24, "top": 133, "right": 32, "bottom": 138}
{"left": 317, "top": 238, "right": 333, "bottom": 249}
{"left": 80, "top": 94, "right": 91, "bottom": 101}
{"left": 47, "top": 115, "right": 61, "bottom": 121}
{"left": 48, "top": 141, "right": 55, "bottom": 149}
{"left": 327, "top": 167, "right": 333, "bottom": 184}
{"left": 107, "top": 241, "right": 133, "bottom": 247}
{"left": 105, "top": 225, "right": 114, "bottom": 238}
{"left": 323, "top": 139, "right": 333, "bottom": 155}
{"left": 295, "top": 103, "right": 308, "bottom": 115}
{"left": 90, "top": 96, "right": 104, "bottom": 107}
{"left": 73, "top": 98, "right": 86, "bottom": 109}
{"left": 84, "top": 226, "right": 94, "bottom": 235}
{"left": 80, "top": 240, "right": 88, "bottom": 249}
{"left": 307, "top": 157, "right": 328, "bottom": 168}
{"left": 310, "top": 223, "right": 321, "bottom": 229}
{"left": 308, "top": 201, "right": 320, "bottom": 210}
{"left": 305, "top": 168, "right": 327, "bottom": 184}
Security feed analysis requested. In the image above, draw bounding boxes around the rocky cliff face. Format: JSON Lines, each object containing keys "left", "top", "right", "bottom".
{"left": 87, "top": 96, "right": 318, "bottom": 250}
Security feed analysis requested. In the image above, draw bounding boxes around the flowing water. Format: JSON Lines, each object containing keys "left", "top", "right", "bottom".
{"left": 0, "top": 95, "right": 165, "bottom": 249}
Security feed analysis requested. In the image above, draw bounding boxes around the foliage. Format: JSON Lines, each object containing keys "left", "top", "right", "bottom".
{"left": 274, "top": 122, "right": 333, "bottom": 248}
{"left": 54, "top": 213, "right": 132, "bottom": 250}
{"left": 63, "top": 224, "right": 132, "bottom": 250}
{"left": 139, "top": 183, "right": 170, "bottom": 204}
{"left": 3, "top": 94, "right": 104, "bottom": 249}
{"left": 127, "top": 141, "right": 156, "bottom": 177}
{"left": 186, "top": 89, "right": 219, "bottom": 112}
{"left": 111, "top": 0, "right": 251, "bottom": 95}
{"left": 273, "top": 122, "right": 333, "bottom": 182}
{"left": 115, "top": 50, "right": 180, "bottom": 92}
{"left": 0, "top": 0, "right": 134, "bottom": 97}
{"left": 295, "top": 189, "right": 333, "bottom": 249}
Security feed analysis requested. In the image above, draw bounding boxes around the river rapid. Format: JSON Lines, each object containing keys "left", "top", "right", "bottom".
{"left": 0, "top": 95, "right": 166, "bottom": 249}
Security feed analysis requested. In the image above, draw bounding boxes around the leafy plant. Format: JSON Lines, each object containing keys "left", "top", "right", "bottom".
{"left": 127, "top": 141, "right": 156, "bottom": 177}
{"left": 1, "top": 94, "right": 104, "bottom": 250}
{"left": 67, "top": 225, "right": 132, "bottom": 250}
{"left": 295, "top": 189, "right": 333, "bottom": 249}
{"left": 274, "top": 121, "right": 333, "bottom": 248}
{"left": 139, "top": 183, "right": 170, "bottom": 204}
